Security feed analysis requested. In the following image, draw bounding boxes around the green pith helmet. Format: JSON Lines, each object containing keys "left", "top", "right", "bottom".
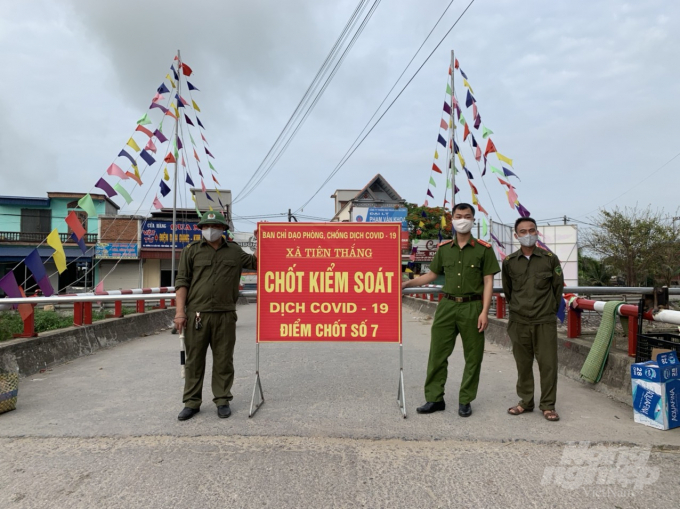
{"left": 197, "top": 210, "right": 227, "bottom": 227}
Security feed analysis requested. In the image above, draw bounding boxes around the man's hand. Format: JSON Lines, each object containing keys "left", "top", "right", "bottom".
{"left": 401, "top": 280, "right": 410, "bottom": 291}
{"left": 174, "top": 315, "right": 187, "bottom": 333}
{"left": 477, "top": 310, "right": 489, "bottom": 332}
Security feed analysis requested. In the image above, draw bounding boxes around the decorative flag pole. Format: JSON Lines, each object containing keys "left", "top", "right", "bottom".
{"left": 171, "top": 49, "right": 181, "bottom": 287}
{"left": 449, "top": 50, "right": 456, "bottom": 208}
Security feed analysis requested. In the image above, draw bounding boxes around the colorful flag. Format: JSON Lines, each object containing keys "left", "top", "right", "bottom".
{"left": 187, "top": 81, "right": 199, "bottom": 91}
{"left": 478, "top": 203, "right": 488, "bottom": 215}
{"left": 212, "top": 174, "right": 220, "bottom": 185}
{"left": 440, "top": 118, "right": 448, "bottom": 130}
{"left": 164, "top": 153, "right": 176, "bottom": 164}
{"left": 184, "top": 114, "right": 194, "bottom": 126}
{"left": 465, "top": 90, "right": 475, "bottom": 107}
{"left": 137, "top": 113, "right": 151, "bottom": 126}
{"left": 482, "top": 126, "right": 493, "bottom": 139}
{"left": 65, "top": 211, "right": 86, "bottom": 239}
{"left": 503, "top": 167, "right": 519, "bottom": 179}
{"left": 460, "top": 68, "right": 468, "bottom": 79}
{"left": 25, "top": 249, "right": 54, "bottom": 296}
{"left": 474, "top": 114, "right": 482, "bottom": 130}
{"left": 516, "top": 202, "right": 531, "bottom": 218}
{"left": 437, "top": 134, "right": 447, "bottom": 147}
{"left": 95, "top": 178, "right": 117, "bottom": 198}
{"left": 208, "top": 161, "right": 216, "bottom": 172}
{"left": 185, "top": 173, "right": 195, "bottom": 186}
{"left": 135, "top": 125, "right": 153, "bottom": 137}
{"left": 126, "top": 138, "right": 141, "bottom": 152}
{"left": 166, "top": 74, "right": 176, "bottom": 88}
{"left": 154, "top": 130, "right": 168, "bottom": 143}
{"left": 145, "top": 139, "right": 157, "bottom": 154}
{"left": 150, "top": 102, "right": 168, "bottom": 113}
{"left": 490, "top": 165, "right": 504, "bottom": 176}
{"left": 464, "top": 168, "right": 474, "bottom": 180}
{"left": 431, "top": 163, "right": 442, "bottom": 174}
{"left": 157, "top": 83, "right": 170, "bottom": 94}
{"left": 434, "top": 149, "right": 439, "bottom": 160}
{"left": 106, "top": 163, "right": 127, "bottom": 179}
{"left": 463, "top": 78, "right": 474, "bottom": 94}
{"left": 446, "top": 83, "right": 452, "bottom": 95}
{"left": 484, "top": 139, "right": 497, "bottom": 157}
{"left": 474, "top": 146, "right": 482, "bottom": 161}
{"left": 197, "top": 116, "right": 205, "bottom": 129}
{"left": 429, "top": 176, "right": 437, "bottom": 187}
{"left": 152, "top": 195, "right": 163, "bottom": 210}
{"left": 71, "top": 234, "right": 87, "bottom": 254}
{"left": 463, "top": 123, "right": 470, "bottom": 141}
{"left": 164, "top": 167, "right": 170, "bottom": 181}
{"left": 192, "top": 100, "right": 200, "bottom": 112}
{"left": 46, "top": 229, "right": 67, "bottom": 274}
{"left": 0, "top": 271, "right": 22, "bottom": 301}
{"left": 181, "top": 63, "right": 193, "bottom": 76}
{"left": 152, "top": 92, "right": 164, "bottom": 103}
{"left": 140, "top": 150, "right": 156, "bottom": 166}
{"left": 125, "top": 170, "right": 142, "bottom": 186}
{"left": 443, "top": 102, "right": 451, "bottom": 115}
{"left": 159, "top": 180, "right": 171, "bottom": 197}
{"left": 205, "top": 147, "right": 215, "bottom": 158}
{"left": 113, "top": 183, "right": 133, "bottom": 204}
{"left": 427, "top": 189, "right": 434, "bottom": 198}
{"left": 118, "top": 149, "right": 136, "bottom": 166}
{"left": 77, "top": 194, "right": 97, "bottom": 218}
{"left": 497, "top": 153, "right": 513, "bottom": 166}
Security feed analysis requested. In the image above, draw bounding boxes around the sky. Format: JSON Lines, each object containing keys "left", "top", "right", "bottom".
{"left": 0, "top": 0, "right": 678, "bottom": 234}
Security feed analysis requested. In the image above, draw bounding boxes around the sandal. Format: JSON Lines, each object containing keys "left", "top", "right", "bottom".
{"left": 543, "top": 410, "right": 560, "bottom": 422}
{"left": 507, "top": 405, "right": 533, "bottom": 415}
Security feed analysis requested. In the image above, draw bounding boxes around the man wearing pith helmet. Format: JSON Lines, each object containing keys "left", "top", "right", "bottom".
{"left": 173, "top": 210, "right": 257, "bottom": 421}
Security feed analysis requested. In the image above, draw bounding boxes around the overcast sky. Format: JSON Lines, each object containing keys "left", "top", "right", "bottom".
{"left": 0, "top": 0, "right": 678, "bottom": 233}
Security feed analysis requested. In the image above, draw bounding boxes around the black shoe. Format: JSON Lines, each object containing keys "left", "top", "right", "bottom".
{"left": 217, "top": 404, "right": 231, "bottom": 419}
{"left": 178, "top": 407, "right": 199, "bottom": 421}
{"left": 458, "top": 403, "right": 472, "bottom": 417}
{"left": 416, "top": 401, "right": 446, "bottom": 414}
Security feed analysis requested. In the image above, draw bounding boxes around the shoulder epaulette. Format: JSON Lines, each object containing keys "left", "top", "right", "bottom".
{"left": 437, "top": 239, "right": 453, "bottom": 247}
{"left": 477, "top": 239, "right": 491, "bottom": 248}
{"left": 537, "top": 245, "right": 552, "bottom": 256}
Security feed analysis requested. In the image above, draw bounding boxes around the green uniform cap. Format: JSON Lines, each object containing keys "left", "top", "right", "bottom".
{"left": 197, "top": 210, "right": 227, "bottom": 227}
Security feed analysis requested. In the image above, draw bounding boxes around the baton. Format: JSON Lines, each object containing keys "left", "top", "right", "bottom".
{"left": 179, "top": 330, "right": 186, "bottom": 379}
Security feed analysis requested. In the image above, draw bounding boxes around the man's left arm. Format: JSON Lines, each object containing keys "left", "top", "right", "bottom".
{"left": 552, "top": 256, "right": 565, "bottom": 313}
{"left": 478, "top": 246, "right": 501, "bottom": 332}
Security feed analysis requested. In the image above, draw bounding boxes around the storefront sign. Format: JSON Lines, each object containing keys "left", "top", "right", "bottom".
{"left": 352, "top": 207, "right": 408, "bottom": 231}
{"left": 94, "top": 243, "right": 139, "bottom": 259}
{"left": 141, "top": 220, "right": 202, "bottom": 249}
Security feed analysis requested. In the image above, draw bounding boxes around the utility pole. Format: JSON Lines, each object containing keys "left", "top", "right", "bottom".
{"left": 288, "top": 209, "right": 298, "bottom": 222}
{"left": 563, "top": 215, "right": 567, "bottom": 225}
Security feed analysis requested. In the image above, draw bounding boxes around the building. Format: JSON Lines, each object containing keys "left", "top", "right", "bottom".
{"left": 330, "top": 174, "right": 406, "bottom": 223}
{"left": 0, "top": 192, "right": 117, "bottom": 294}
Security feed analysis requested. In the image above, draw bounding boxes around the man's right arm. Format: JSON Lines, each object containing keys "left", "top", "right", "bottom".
{"left": 174, "top": 287, "right": 188, "bottom": 332}
{"left": 501, "top": 259, "right": 512, "bottom": 303}
{"left": 401, "top": 270, "right": 439, "bottom": 290}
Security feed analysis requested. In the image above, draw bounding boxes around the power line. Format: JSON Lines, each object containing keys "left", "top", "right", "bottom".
{"left": 294, "top": 0, "right": 477, "bottom": 213}
{"left": 233, "top": 0, "right": 380, "bottom": 204}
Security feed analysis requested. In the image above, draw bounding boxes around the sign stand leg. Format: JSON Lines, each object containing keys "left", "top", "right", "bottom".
{"left": 396, "top": 343, "right": 407, "bottom": 418}
{"left": 249, "top": 342, "right": 265, "bottom": 417}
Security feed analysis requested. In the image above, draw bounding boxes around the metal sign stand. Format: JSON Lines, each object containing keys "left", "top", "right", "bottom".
{"left": 248, "top": 342, "right": 264, "bottom": 417}
{"left": 396, "top": 342, "right": 407, "bottom": 418}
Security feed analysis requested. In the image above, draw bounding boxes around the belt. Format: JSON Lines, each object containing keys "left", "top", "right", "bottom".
{"left": 442, "top": 293, "right": 482, "bottom": 303}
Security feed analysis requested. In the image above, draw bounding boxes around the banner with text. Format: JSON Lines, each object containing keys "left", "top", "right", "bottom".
{"left": 257, "top": 222, "right": 402, "bottom": 343}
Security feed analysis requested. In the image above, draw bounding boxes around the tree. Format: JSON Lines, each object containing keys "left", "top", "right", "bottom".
{"left": 578, "top": 253, "right": 614, "bottom": 286}
{"left": 404, "top": 203, "right": 452, "bottom": 241}
{"left": 581, "top": 206, "right": 679, "bottom": 286}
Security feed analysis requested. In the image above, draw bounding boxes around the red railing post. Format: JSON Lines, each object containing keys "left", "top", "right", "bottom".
{"left": 628, "top": 312, "right": 638, "bottom": 358}
{"left": 159, "top": 299, "right": 166, "bottom": 309}
{"left": 170, "top": 299, "right": 176, "bottom": 307}
{"left": 83, "top": 302, "right": 92, "bottom": 325}
{"left": 74, "top": 302, "right": 84, "bottom": 326}
{"left": 106, "top": 300, "right": 123, "bottom": 319}
{"left": 567, "top": 307, "right": 581, "bottom": 338}
{"left": 495, "top": 294, "right": 506, "bottom": 319}
{"left": 13, "top": 304, "right": 37, "bottom": 338}
{"left": 136, "top": 300, "right": 145, "bottom": 313}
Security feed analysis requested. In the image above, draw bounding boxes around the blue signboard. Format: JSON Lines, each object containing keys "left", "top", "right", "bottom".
{"left": 141, "top": 220, "right": 203, "bottom": 249}
{"left": 354, "top": 207, "right": 408, "bottom": 231}
{"left": 95, "top": 243, "right": 139, "bottom": 259}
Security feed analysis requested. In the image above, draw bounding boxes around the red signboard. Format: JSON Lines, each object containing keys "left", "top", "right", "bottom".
{"left": 257, "top": 222, "right": 402, "bottom": 343}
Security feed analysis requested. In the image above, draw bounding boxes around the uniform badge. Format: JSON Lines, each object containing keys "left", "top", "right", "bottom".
{"left": 555, "top": 266, "right": 562, "bottom": 275}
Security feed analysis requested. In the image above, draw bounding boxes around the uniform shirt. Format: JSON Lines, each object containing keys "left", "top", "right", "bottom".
{"left": 429, "top": 236, "right": 500, "bottom": 296}
{"left": 175, "top": 238, "right": 257, "bottom": 313}
{"left": 501, "top": 247, "right": 564, "bottom": 324}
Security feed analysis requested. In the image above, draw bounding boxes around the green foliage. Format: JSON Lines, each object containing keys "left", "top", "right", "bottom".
{"left": 578, "top": 253, "right": 613, "bottom": 286}
{"left": 405, "top": 202, "right": 452, "bottom": 241}
{"left": 581, "top": 206, "right": 680, "bottom": 286}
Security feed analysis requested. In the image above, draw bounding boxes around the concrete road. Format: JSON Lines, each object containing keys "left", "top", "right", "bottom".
{"left": 1, "top": 303, "right": 679, "bottom": 508}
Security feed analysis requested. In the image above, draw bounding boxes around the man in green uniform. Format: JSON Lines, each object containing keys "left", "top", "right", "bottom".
{"left": 502, "top": 217, "right": 563, "bottom": 422}
{"left": 173, "top": 211, "right": 257, "bottom": 421}
{"left": 402, "top": 203, "right": 500, "bottom": 417}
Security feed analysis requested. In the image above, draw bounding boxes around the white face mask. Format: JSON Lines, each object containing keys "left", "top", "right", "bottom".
{"left": 202, "top": 227, "right": 223, "bottom": 242}
{"left": 452, "top": 218, "right": 474, "bottom": 234}
{"left": 517, "top": 234, "right": 538, "bottom": 247}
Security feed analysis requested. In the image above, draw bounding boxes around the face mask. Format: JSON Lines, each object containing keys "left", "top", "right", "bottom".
{"left": 452, "top": 218, "right": 474, "bottom": 234}
{"left": 202, "top": 227, "right": 223, "bottom": 242}
{"left": 517, "top": 234, "right": 538, "bottom": 247}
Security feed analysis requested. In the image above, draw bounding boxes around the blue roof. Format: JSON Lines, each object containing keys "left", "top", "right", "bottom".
{"left": 0, "top": 196, "right": 51, "bottom": 207}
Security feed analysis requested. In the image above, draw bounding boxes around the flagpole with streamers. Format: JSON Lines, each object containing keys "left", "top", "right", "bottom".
{"left": 449, "top": 50, "right": 456, "bottom": 208}
{"left": 171, "top": 49, "right": 180, "bottom": 287}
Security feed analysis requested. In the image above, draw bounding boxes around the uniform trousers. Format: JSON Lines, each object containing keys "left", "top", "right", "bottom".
{"left": 425, "top": 298, "right": 485, "bottom": 404}
{"left": 183, "top": 311, "right": 237, "bottom": 409}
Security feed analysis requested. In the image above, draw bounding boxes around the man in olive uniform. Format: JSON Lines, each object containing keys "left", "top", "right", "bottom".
{"left": 402, "top": 203, "right": 500, "bottom": 417}
{"left": 173, "top": 211, "right": 257, "bottom": 421}
{"left": 502, "top": 217, "right": 563, "bottom": 422}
